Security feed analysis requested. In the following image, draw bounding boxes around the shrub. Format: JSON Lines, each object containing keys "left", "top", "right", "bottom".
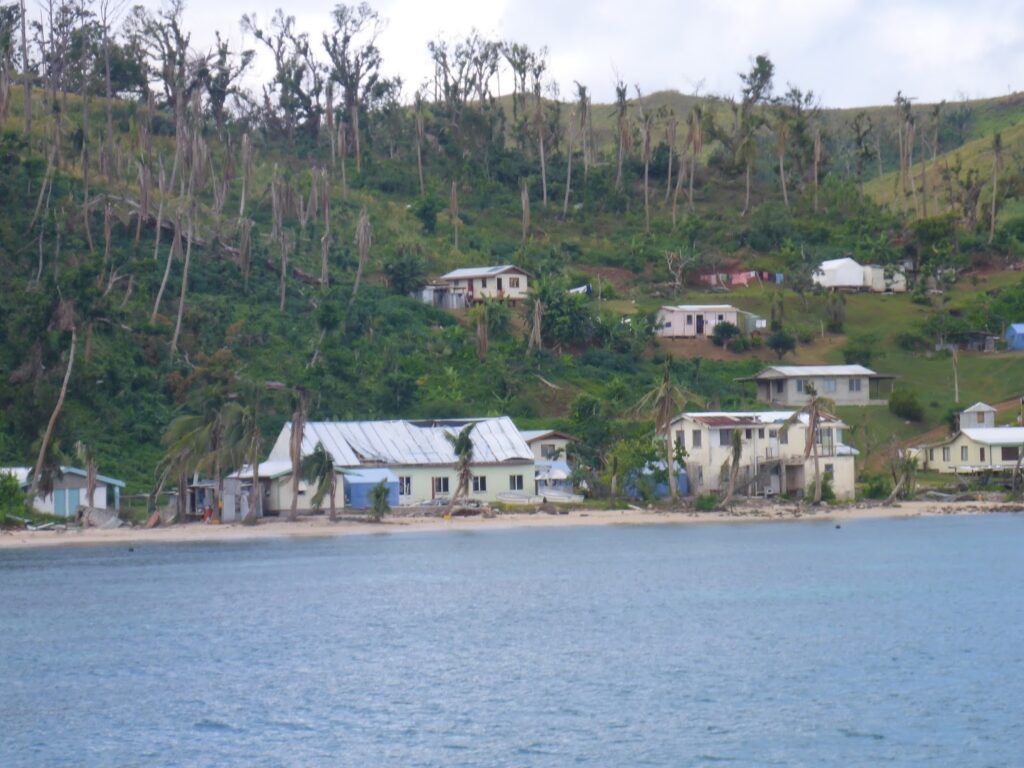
{"left": 894, "top": 331, "right": 929, "bottom": 351}
{"left": 860, "top": 473, "right": 892, "bottom": 500}
{"left": 808, "top": 472, "right": 836, "bottom": 503}
{"left": 766, "top": 329, "right": 796, "bottom": 359}
{"left": 889, "top": 387, "right": 924, "bottom": 422}
{"left": 0, "top": 472, "right": 27, "bottom": 527}
{"left": 695, "top": 494, "right": 719, "bottom": 512}
{"left": 842, "top": 334, "right": 878, "bottom": 366}
{"left": 711, "top": 321, "right": 741, "bottom": 348}
{"left": 369, "top": 480, "right": 391, "bottom": 522}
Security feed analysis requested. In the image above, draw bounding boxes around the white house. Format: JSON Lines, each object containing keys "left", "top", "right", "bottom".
{"left": 1, "top": 466, "right": 125, "bottom": 517}
{"left": 656, "top": 304, "right": 741, "bottom": 338}
{"left": 914, "top": 403, "right": 1024, "bottom": 474}
{"left": 518, "top": 429, "right": 577, "bottom": 462}
{"left": 737, "top": 365, "right": 895, "bottom": 407}
{"left": 670, "top": 411, "right": 857, "bottom": 500}
{"left": 262, "top": 417, "right": 536, "bottom": 511}
{"left": 433, "top": 265, "right": 530, "bottom": 304}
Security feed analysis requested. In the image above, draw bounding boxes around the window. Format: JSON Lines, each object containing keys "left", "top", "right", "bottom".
{"left": 717, "top": 314, "right": 724, "bottom": 322}
{"left": 692, "top": 430, "right": 702, "bottom": 448}
{"left": 398, "top": 476, "right": 412, "bottom": 496}
{"left": 509, "top": 277, "right": 520, "bottom": 288}
{"left": 1001, "top": 446, "right": 1019, "bottom": 462}
{"left": 541, "top": 443, "right": 559, "bottom": 459}
{"left": 849, "top": 378, "right": 862, "bottom": 392}
{"left": 774, "top": 380, "right": 784, "bottom": 394}
{"left": 745, "top": 429, "right": 753, "bottom": 440}
{"left": 719, "top": 429, "right": 733, "bottom": 447}
{"left": 676, "top": 430, "right": 685, "bottom": 448}
{"left": 758, "top": 428, "right": 765, "bottom": 439}
{"left": 780, "top": 430, "right": 788, "bottom": 445}
{"left": 942, "top": 447, "right": 951, "bottom": 462}
{"left": 509, "top": 475, "right": 524, "bottom": 491}
{"left": 663, "top": 321, "right": 672, "bottom": 328}
{"left": 929, "top": 449, "right": 935, "bottom": 461}
{"left": 825, "top": 464, "right": 834, "bottom": 475}
{"left": 981, "top": 447, "right": 986, "bottom": 462}
{"left": 686, "top": 315, "right": 694, "bottom": 325}
{"left": 796, "top": 379, "right": 805, "bottom": 393}
{"left": 823, "top": 378, "right": 837, "bottom": 393}
{"left": 976, "top": 413, "right": 985, "bottom": 425}
{"left": 961, "top": 446, "right": 969, "bottom": 462}
{"left": 769, "top": 429, "right": 778, "bottom": 439}
{"left": 481, "top": 278, "right": 487, "bottom": 288}
{"left": 433, "top": 477, "right": 449, "bottom": 495}
{"left": 472, "top": 476, "right": 487, "bottom": 493}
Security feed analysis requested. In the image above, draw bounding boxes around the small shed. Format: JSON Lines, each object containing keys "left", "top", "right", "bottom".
{"left": 344, "top": 468, "right": 400, "bottom": 509}
{"left": 960, "top": 402, "right": 996, "bottom": 430}
{"left": 1005, "top": 324, "right": 1024, "bottom": 351}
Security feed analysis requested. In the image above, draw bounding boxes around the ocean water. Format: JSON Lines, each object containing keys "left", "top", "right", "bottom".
{"left": 2, "top": 515, "right": 1023, "bottom": 767}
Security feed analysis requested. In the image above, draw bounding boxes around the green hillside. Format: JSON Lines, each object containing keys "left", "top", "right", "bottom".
{"left": 3, "top": 4, "right": 1024, "bottom": 508}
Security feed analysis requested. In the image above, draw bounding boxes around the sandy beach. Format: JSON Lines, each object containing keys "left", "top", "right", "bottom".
{"left": 1, "top": 500, "right": 1019, "bottom": 550}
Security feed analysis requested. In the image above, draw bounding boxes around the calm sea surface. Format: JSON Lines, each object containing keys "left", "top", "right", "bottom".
{"left": 2, "top": 515, "right": 1023, "bottom": 767}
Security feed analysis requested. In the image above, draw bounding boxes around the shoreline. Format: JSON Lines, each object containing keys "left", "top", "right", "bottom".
{"left": 1, "top": 501, "right": 1019, "bottom": 550}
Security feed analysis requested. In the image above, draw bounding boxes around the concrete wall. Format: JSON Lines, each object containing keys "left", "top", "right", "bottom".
{"left": 656, "top": 308, "right": 739, "bottom": 338}
{"left": 757, "top": 376, "right": 873, "bottom": 406}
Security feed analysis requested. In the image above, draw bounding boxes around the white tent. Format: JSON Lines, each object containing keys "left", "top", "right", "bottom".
{"left": 813, "top": 257, "right": 864, "bottom": 289}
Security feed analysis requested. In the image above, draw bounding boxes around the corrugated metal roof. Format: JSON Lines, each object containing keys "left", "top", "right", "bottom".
{"left": 296, "top": 417, "right": 533, "bottom": 467}
{"left": 674, "top": 411, "right": 844, "bottom": 428}
{"left": 962, "top": 402, "right": 996, "bottom": 413}
{"left": 819, "top": 257, "right": 861, "bottom": 269}
{"left": 344, "top": 468, "right": 398, "bottom": 484}
{"left": 659, "top": 304, "right": 738, "bottom": 312}
{"left": 229, "top": 461, "right": 294, "bottom": 480}
{"left": 519, "top": 429, "right": 577, "bottom": 443}
{"left": 0, "top": 466, "right": 125, "bottom": 487}
{"left": 961, "top": 427, "right": 1024, "bottom": 446}
{"left": 753, "top": 365, "right": 878, "bottom": 378}
{"left": 440, "top": 265, "right": 527, "bottom": 280}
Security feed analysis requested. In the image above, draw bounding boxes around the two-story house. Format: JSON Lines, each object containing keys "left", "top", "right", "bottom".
{"left": 737, "top": 365, "right": 895, "bottom": 406}
{"left": 914, "top": 402, "right": 1024, "bottom": 474}
{"left": 670, "top": 410, "right": 857, "bottom": 500}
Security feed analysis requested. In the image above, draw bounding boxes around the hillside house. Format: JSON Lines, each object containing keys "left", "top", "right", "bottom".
{"left": 519, "top": 429, "right": 578, "bottom": 462}
{"left": 422, "top": 265, "right": 530, "bottom": 307}
{"left": 670, "top": 411, "right": 857, "bottom": 500}
{"left": 656, "top": 304, "right": 742, "bottom": 338}
{"left": 261, "top": 417, "right": 535, "bottom": 511}
{"left": 863, "top": 264, "right": 908, "bottom": 293}
{"left": 915, "top": 404, "right": 1024, "bottom": 474}
{"left": 1005, "top": 323, "right": 1024, "bottom": 350}
{"left": 1, "top": 466, "right": 125, "bottom": 517}
{"left": 737, "top": 365, "right": 895, "bottom": 407}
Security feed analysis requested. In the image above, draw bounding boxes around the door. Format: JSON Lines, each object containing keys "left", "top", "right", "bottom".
{"left": 68, "top": 488, "right": 80, "bottom": 515}
{"left": 53, "top": 489, "right": 65, "bottom": 516}
{"left": 696, "top": 315, "right": 705, "bottom": 336}
{"left": 497, "top": 277, "right": 503, "bottom": 295}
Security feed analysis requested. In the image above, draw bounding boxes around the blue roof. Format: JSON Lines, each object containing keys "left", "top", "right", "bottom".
{"left": 1008, "top": 324, "right": 1024, "bottom": 334}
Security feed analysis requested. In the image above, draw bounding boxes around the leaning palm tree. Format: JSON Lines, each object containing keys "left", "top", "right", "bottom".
{"left": 302, "top": 442, "right": 339, "bottom": 522}
{"left": 781, "top": 384, "right": 836, "bottom": 504}
{"left": 634, "top": 357, "right": 705, "bottom": 501}
{"left": 444, "top": 423, "right": 476, "bottom": 510}
{"left": 287, "top": 388, "right": 309, "bottom": 522}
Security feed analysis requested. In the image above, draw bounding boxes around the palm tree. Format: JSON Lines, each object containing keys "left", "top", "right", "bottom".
{"left": 369, "top": 479, "right": 390, "bottom": 521}
{"left": 718, "top": 428, "right": 744, "bottom": 507}
{"left": 287, "top": 388, "right": 309, "bottom": 522}
{"left": 687, "top": 104, "right": 704, "bottom": 210}
{"left": 774, "top": 112, "right": 790, "bottom": 209}
{"left": 634, "top": 358, "right": 704, "bottom": 501}
{"left": 224, "top": 379, "right": 265, "bottom": 524}
{"left": 74, "top": 440, "right": 98, "bottom": 509}
{"left": 302, "top": 441, "right": 339, "bottom": 522}
{"left": 781, "top": 384, "right": 836, "bottom": 504}
{"left": 159, "top": 401, "right": 237, "bottom": 524}
{"left": 989, "top": 132, "right": 1002, "bottom": 245}
{"left": 613, "top": 79, "right": 628, "bottom": 191}
{"left": 444, "top": 423, "right": 476, "bottom": 509}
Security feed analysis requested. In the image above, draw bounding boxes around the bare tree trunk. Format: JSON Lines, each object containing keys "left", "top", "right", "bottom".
{"left": 562, "top": 122, "right": 573, "bottom": 218}
{"left": 952, "top": 347, "right": 960, "bottom": 404}
{"left": 521, "top": 180, "right": 530, "bottom": 242}
{"left": 742, "top": 159, "right": 752, "bottom": 218}
{"left": 338, "top": 123, "right": 348, "bottom": 200}
{"left": 672, "top": 150, "right": 686, "bottom": 229}
{"left": 30, "top": 325, "right": 76, "bottom": 497}
{"left": 169, "top": 209, "right": 193, "bottom": 356}
{"left": 538, "top": 114, "right": 547, "bottom": 207}
{"left": 415, "top": 110, "right": 425, "bottom": 195}
{"left": 320, "top": 169, "right": 331, "bottom": 287}
{"left": 778, "top": 150, "right": 790, "bottom": 209}
{"left": 989, "top": 149, "right": 1000, "bottom": 245}
{"left": 20, "top": 0, "right": 30, "bottom": 135}
{"left": 450, "top": 180, "right": 459, "bottom": 249}
{"left": 351, "top": 207, "right": 371, "bottom": 302}
{"left": 278, "top": 233, "right": 289, "bottom": 312}
{"left": 813, "top": 129, "right": 821, "bottom": 213}
{"left": 350, "top": 103, "right": 361, "bottom": 175}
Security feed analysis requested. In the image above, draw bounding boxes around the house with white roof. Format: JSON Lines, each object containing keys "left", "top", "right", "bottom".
{"left": 670, "top": 411, "right": 857, "bottom": 500}
{"left": 737, "top": 365, "right": 896, "bottom": 406}
{"left": 914, "top": 402, "right": 1024, "bottom": 474}
{"left": 420, "top": 265, "right": 530, "bottom": 308}
{"left": 257, "top": 417, "right": 536, "bottom": 511}
{"left": 1, "top": 465, "right": 125, "bottom": 517}
{"left": 656, "top": 304, "right": 742, "bottom": 338}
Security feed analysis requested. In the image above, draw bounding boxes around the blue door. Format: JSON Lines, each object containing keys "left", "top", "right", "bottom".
{"left": 53, "top": 489, "right": 65, "bottom": 516}
{"left": 67, "top": 488, "right": 80, "bottom": 516}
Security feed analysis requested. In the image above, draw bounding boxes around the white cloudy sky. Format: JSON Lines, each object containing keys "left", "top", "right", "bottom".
{"left": 178, "top": 0, "right": 1024, "bottom": 107}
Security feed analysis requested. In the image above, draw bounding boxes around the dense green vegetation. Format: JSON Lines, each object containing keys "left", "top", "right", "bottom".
{"left": 3, "top": 1, "right": 1024, "bottom": 501}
